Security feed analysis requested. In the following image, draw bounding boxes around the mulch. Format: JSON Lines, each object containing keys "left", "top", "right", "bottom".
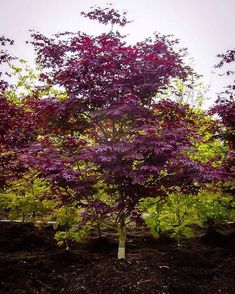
{"left": 0, "top": 222, "right": 234, "bottom": 293}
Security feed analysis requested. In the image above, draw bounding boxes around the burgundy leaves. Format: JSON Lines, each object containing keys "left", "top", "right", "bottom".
{"left": 0, "top": 36, "right": 14, "bottom": 92}
{"left": 0, "top": 98, "right": 36, "bottom": 148}
{"left": 210, "top": 49, "right": 235, "bottom": 194}
{"left": 27, "top": 96, "right": 90, "bottom": 135}
{"left": 81, "top": 5, "right": 131, "bottom": 27}
{"left": 0, "top": 36, "right": 14, "bottom": 65}
{"left": 215, "top": 48, "right": 235, "bottom": 99}
{"left": 0, "top": 97, "right": 36, "bottom": 188}
{"left": 30, "top": 29, "right": 189, "bottom": 109}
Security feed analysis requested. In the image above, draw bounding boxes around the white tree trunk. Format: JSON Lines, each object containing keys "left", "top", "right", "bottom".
{"left": 118, "top": 225, "right": 126, "bottom": 259}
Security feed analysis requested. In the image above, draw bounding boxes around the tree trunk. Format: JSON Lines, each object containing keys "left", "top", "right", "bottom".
{"left": 118, "top": 223, "right": 126, "bottom": 259}
{"left": 97, "top": 222, "right": 102, "bottom": 238}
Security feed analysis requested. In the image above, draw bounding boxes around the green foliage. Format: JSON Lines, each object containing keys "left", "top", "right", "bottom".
{"left": 0, "top": 174, "right": 55, "bottom": 221}
{"left": 189, "top": 114, "right": 228, "bottom": 166}
{"left": 192, "top": 139, "right": 228, "bottom": 164}
{"left": 156, "top": 72, "right": 209, "bottom": 109}
{"left": 53, "top": 206, "right": 92, "bottom": 248}
{"left": 5, "top": 59, "right": 68, "bottom": 105}
{"left": 140, "top": 193, "right": 197, "bottom": 241}
{"left": 140, "top": 188, "right": 235, "bottom": 241}
{"left": 5, "top": 60, "right": 39, "bottom": 105}
{"left": 54, "top": 224, "right": 92, "bottom": 249}
{"left": 53, "top": 206, "right": 81, "bottom": 228}
{"left": 195, "top": 189, "right": 235, "bottom": 226}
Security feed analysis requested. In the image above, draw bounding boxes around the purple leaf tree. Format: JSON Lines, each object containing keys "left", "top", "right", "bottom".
{"left": 28, "top": 6, "right": 217, "bottom": 259}
{"left": 211, "top": 49, "right": 235, "bottom": 195}
{"left": 0, "top": 38, "right": 36, "bottom": 189}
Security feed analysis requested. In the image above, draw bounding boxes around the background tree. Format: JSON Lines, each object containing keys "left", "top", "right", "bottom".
{"left": 211, "top": 49, "right": 235, "bottom": 196}
{"left": 0, "top": 36, "right": 14, "bottom": 93}
{"left": 0, "top": 37, "right": 37, "bottom": 190}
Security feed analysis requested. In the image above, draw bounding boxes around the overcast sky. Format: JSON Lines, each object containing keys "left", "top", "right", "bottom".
{"left": 0, "top": 0, "right": 234, "bottom": 107}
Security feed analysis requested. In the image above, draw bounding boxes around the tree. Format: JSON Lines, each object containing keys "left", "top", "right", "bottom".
{"left": 211, "top": 49, "right": 235, "bottom": 196}
{"left": 27, "top": 6, "right": 216, "bottom": 258}
{"left": 0, "top": 37, "right": 37, "bottom": 190}
{"left": 0, "top": 36, "right": 14, "bottom": 93}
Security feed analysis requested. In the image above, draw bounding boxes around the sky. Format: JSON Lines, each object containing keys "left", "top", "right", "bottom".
{"left": 0, "top": 0, "right": 234, "bottom": 107}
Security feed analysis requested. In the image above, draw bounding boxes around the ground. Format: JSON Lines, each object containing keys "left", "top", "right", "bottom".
{"left": 0, "top": 222, "right": 234, "bottom": 293}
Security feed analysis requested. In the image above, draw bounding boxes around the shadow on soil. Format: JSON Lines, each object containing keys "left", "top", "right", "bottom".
{"left": 0, "top": 222, "right": 234, "bottom": 293}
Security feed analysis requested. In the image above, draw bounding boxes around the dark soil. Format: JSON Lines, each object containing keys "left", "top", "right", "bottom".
{"left": 0, "top": 222, "right": 235, "bottom": 293}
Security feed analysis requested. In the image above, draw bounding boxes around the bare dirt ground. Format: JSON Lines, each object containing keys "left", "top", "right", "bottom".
{"left": 0, "top": 222, "right": 234, "bottom": 293}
